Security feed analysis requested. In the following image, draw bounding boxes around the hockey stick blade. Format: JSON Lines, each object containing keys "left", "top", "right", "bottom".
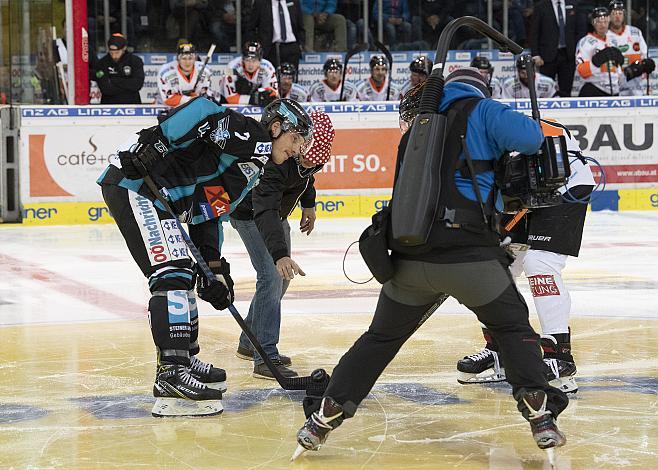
{"left": 141, "top": 174, "right": 329, "bottom": 394}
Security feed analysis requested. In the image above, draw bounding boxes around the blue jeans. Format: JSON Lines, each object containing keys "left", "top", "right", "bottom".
{"left": 230, "top": 218, "right": 291, "bottom": 364}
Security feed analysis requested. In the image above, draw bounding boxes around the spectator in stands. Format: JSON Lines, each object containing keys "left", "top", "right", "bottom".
{"left": 337, "top": 0, "right": 374, "bottom": 50}
{"left": 157, "top": 41, "right": 213, "bottom": 107}
{"left": 247, "top": 0, "right": 305, "bottom": 72}
{"left": 308, "top": 58, "right": 358, "bottom": 102}
{"left": 356, "top": 55, "right": 401, "bottom": 101}
{"left": 277, "top": 63, "right": 309, "bottom": 101}
{"left": 92, "top": 33, "right": 145, "bottom": 104}
{"left": 301, "top": 0, "right": 347, "bottom": 52}
{"left": 208, "top": 1, "right": 238, "bottom": 53}
{"left": 500, "top": 55, "right": 558, "bottom": 99}
{"left": 373, "top": 0, "right": 412, "bottom": 49}
{"left": 416, "top": 0, "right": 454, "bottom": 49}
{"left": 169, "top": 0, "right": 208, "bottom": 48}
{"left": 529, "top": 0, "right": 584, "bottom": 97}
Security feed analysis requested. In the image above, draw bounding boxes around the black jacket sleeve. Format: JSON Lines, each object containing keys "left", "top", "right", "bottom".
{"left": 253, "top": 161, "right": 291, "bottom": 263}
{"left": 299, "top": 175, "right": 316, "bottom": 208}
{"left": 115, "top": 55, "right": 145, "bottom": 92}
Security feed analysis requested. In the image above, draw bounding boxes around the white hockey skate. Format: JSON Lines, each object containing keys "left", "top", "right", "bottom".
{"left": 152, "top": 363, "right": 223, "bottom": 417}
{"left": 457, "top": 347, "right": 506, "bottom": 384}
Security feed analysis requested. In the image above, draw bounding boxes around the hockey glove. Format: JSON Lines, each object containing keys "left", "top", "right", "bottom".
{"left": 592, "top": 47, "right": 625, "bottom": 68}
{"left": 197, "top": 258, "right": 234, "bottom": 310}
{"left": 118, "top": 126, "right": 170, "bottom": 179}
{"left": 256, "top": 87, "right": 278, "bottom": 107}
{"left": 235, "top": 75, "right": 255, "bottom": 95}
{"left": 642, "top": 58, "right": 656, "bottom": 75}
{"left": 624, "top": 60, "right": 645, "bottom": 81}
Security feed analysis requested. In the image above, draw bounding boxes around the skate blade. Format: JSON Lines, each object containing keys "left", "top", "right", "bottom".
{"left": 549, "top": 376, "right": 578, "bottom": 394}
{"left": 546, "top": 447, "right": 556, "bottom": 468}
{"left": 290, "top": 444, "right": 307, "bottom": 461}
{"left": 204, "top": 380, "right": 228, "bottom": 393}
{"left": 457, "top": 368, "right": 506, "bottom": 384}
{"left": 152, "top": 397, "right": 223, "bottom": 417}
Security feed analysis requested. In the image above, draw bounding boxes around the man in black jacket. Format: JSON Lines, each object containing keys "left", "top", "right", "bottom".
{"left": 529, "top": 0, "right": 585, "bottom": 97}
{"left": 92, "top": 33, "right": 144, "bottom": 104}
{"left": 246, "top": 0, "right": 305, "bottom": 72}
{"left": 230, "top": 111, "right": 335, "bottom": 380}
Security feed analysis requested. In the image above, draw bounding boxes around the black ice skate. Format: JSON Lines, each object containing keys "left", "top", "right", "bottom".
{"left": 291, "top": 397, "right": 344, "bottom": 460}
{"left": 190, "top": 355, "right": 227, "bottom": 392}
{"left": 522, "top": 390, "right": 567, "bottom": 450}
{"left": 541, "top": 335, "right": 578, "bottom": 394}
{"left": 152, "top": 363, "right": 223, "bottom": 417}
{"left": 457, "top": 347, "right": 506, "bottom": 384}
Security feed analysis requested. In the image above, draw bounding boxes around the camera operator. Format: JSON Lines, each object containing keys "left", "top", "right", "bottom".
{"left": 293, "top": 69, "right": 569, "bottom": 457}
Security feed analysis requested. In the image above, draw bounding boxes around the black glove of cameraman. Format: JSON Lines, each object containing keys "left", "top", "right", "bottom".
{"left": 235, "top": 75, "right": 255, "bottom": 95}
{"left": 624, "top": 60, "right": 645, "bottom": 80}
{"left": 592, "top": 47, "right": 625, "bottom": 68}
{"left": 118, "top": 126, "right": 170, "bottom": 180}
{"left": 197, "top": 258, "right": 234, "bottom": 310}
{"left": 642, "top": 58, "right": 656, "bottom": 75}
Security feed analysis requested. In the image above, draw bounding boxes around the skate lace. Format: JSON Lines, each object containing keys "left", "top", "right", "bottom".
{"left": 179, "top": 367, "right": 207, "bottom": 389}
{"left": 465, "top": 348, "right": 494, "bottom": 362}
{"left": 190, "top": 356, "right": 212, "bottom": 375}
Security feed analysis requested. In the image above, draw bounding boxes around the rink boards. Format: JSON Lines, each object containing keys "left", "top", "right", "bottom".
{"left": 12, "top": 97, "right": 658, "bottom": 225}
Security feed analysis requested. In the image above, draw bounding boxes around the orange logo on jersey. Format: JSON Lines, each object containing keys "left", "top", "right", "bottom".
{"left": 203, "top": 186, "right": 231, "bottom": 217}
{"left": 633, "top": 42, "right": 641, "bottom": 51}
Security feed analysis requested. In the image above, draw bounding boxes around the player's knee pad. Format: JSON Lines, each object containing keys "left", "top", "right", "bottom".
{"left": 148, "top": 266, "right": 195, "bottom": 292}
{"left": 148, "top": 289, "right": 192, "bottom": 355}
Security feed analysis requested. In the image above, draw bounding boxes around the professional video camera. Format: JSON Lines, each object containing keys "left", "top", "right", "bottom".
{"left": 496, "top": 134, "right": 571, "bottom": 211}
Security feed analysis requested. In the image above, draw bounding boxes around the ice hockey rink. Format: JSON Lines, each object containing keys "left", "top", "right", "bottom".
{"left": 1, "top": 211, "right": 657, "bottom": 469}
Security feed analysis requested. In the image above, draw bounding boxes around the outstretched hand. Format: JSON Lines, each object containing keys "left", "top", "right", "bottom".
{"left": 276, "top": 256, "right": 306, "bottom": 281}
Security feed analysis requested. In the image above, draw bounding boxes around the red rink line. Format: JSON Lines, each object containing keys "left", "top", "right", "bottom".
{"left": 0, "top": 253, "right": 146, "bottom": 320}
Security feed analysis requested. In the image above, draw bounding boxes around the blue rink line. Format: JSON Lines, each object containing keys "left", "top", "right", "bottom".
{"left": 0, "top": 376, "right": 655, "bottom": 423}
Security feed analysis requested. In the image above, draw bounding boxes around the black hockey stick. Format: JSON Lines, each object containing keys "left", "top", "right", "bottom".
{"left": 340, "top": 42, "right": 368, "bottom": 101}
{"left": 373, "top": 40, "right": 394, "bottom": 101}
{"left": 140, "top": 173, "right": 329, "bottom": 396}
{"left": 192, "top": 43, "right": 216, "bottom": 93}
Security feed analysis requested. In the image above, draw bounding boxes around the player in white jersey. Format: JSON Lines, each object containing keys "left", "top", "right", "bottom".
{"left": 575, "top": 7, "right": 626, "bottom": 96}
{"left": 277, "top": 63, "right": 308, "bottom": 102}
{"left": 308, "top": 58, "right": 358, "bottom": 102}
{"left": 607, "top": 0, "right": 655, "bottom": 96}
{"left": 356, "top": 55, "right": 401, "bottom": 101}
{"left": 399, "top": 56, "right": 432, "bottom": 98}
{"left": 218, "top": 41, "right": 278, "bottom": 105}
{"left": 158, "top": 42, "right": 212, "bottom": 108}
{"left": 471, "top": 56, "right": 503, "bottom": 98}
{"left": 500, "top": 56, "right": 558, "bottom": 99}
{"left": 457, "top": 118, "right": 595, "bottom": 394}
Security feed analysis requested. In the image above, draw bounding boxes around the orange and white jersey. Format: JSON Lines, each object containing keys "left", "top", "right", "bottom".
{"left": 500, "top": 73, "right": 558, "bottom": 99}
{"left": 281, "top": 83, "right": 309, "bottom": 102}
{"left": 540, "top": 119, "right": 595, "bottom": 193}
{"left": 308, "top": 79, "right": 358, "bottom": 102}
{"left": 157, "top": 60, "right": 212, "bottom": 107}
{"left": 575, "top": 33, "right": 624, "bottom": 95}
{"left": 356, "top": 76, "right": 401, "bottom": 101}
{"left": 218, "top": 57, "right": 278, "bottom": 104}
{"left": 608, "top": 25, "right": 648, "bottom": 96}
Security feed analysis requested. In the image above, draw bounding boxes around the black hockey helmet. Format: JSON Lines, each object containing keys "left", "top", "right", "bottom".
{"left": 409, "top": 56, "right": 432, "bottom": 76}
{"left": 591, "top": 6, "right": 610, "bottom": 20}
{"left": 470, "top": 55, "right": 493, "bottom": 73}
{"left": 261, "top": 98, "right": 314, "bottom": 143}
{"left": 242, "top": 41, "right": 263, "bottom": 60}
{"left": 278, "top": 62, "right": 296, "bottom": 77}
{"left": 399, "top": 81, "right": 425, "bottom": 124}
{"left": 370, "top": 55, "right": 388, "bottom": 69}
{"left": 515, "top": 55, "right": 535, "bottom": 70}
{"left": 177, "top": 40, "right": 196, "bottom": 55}
{"left": 609, "top": 0, "right": 625, "bottom": 11}
{"left": 323, "top": 58, "right": 343, "bottom": 74}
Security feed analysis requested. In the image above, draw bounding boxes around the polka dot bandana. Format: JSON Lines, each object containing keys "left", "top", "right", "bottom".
{"left": 304, "top": 111, "right": 335, "bottom": 166}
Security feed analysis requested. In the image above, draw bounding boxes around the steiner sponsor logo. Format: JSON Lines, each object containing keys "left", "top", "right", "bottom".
{"left": 528, "top": 275, "right": 560, "bottom": 297}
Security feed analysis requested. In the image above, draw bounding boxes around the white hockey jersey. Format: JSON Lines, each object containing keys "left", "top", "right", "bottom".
{"left": 218, "top": 57, "right": 278, "bottom": 104}
{"left": 608, "top": 25, "right": 648, "bottom": 96}
{"left": 576, "top": 33, "right": 624, "bottom": 95}
{"left": 489, "top": 77, "right": 504, "bottom": 99}
{"left": 356, "top": 77, "right": 401, "bottom": 101}
{"left": 500, "top": 73, "right": 558, "bottom": 99}
{"left": 308, "top": 79, "right": 358, "bottom": 102}
{"left": 281, "top": 83, "right": 309, "bottom": 102}
{"left": 157, "top": 60, "right": 212, "bottom": 107}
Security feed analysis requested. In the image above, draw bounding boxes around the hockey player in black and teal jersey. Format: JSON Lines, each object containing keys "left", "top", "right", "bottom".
{"left": 97, "top": 96, "right": 313, "bottom": 417}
